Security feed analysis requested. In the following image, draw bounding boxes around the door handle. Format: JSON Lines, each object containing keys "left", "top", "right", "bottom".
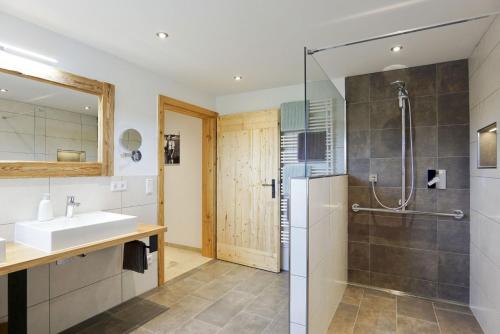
{"left": 262, "top": 179, "right": 276, "bottom": 198}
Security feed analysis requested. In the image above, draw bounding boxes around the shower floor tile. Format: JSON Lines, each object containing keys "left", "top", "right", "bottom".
{"left": 328, "top": 285, "right": 484, "bottom": 334}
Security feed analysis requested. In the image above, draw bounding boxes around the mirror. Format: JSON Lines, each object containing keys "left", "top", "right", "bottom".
{"left": 0, "top": 71, "right": 99, "bottom": 162}
{"left": 120, "top": 128, "right": 142, "bottom": 151}
{"left": 120, "top": 128, "right": 142, "bottom": 162}
{"left": 477, "top": 122, "right": 497, "bottom": 169}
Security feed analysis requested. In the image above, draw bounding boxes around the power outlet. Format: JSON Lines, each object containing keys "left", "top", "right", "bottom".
{"left": 110, "top": 180, "right": 128, "bottom": 192}
{"left": 368, "top": 174, "right": 378, "bottom": 183}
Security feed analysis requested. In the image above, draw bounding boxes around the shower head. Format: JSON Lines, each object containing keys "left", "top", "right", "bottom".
{"left": 391, "top": 80, "right": 408, "bottom": 97}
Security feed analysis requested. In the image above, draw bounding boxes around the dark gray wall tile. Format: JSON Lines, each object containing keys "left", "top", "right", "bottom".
{"left": 348, "top": 130, "right": 370, "bottom": 159}
{"left": 349, "top": 213, "right": 370, "bottom": 242}
{"left": 410, "top": 126, "right": 437, "bottom": 157}
{"left": 438, "top": 284, "right": 469, "bottom": 304}
{"left": 438, "top": 125, "right": 469, "bottom": 157}
{"left": 438, "top": 252, "right": 469, "bottom": 287}
{"left": 438, "top": 157, "right": 470, "bottom": 189}
{"left": 370, "top": 158, "right": 402, "bottom": 187}
{"left": 437, "top": 189, "right": 469, "bottom": 217}
{"left": 407, "top": 188, "right": 437, "bottom": 212}
{"left": 437, "top": 220, "right": 470, "bottom": 254}
{"left": 437, "top": 60, "right": 468, "bottom": 94}
{"left": 370, "top": 272, "right": 437, "bottom": 299}
{"left": 411, "top": 96, "right": 437, "bottom": 127}
{"left": 348, "top": 269, "right": 370, "bottom": 285}
{"left": 370, "top": 99, "right": 400, "bottom": 129}
{"left": 409, "top": 64, "right": 436, "bottom": 96}
{"left": 349, "top": 186, "right": 370, "bottom": 208}
{"left": 370, "top": 215, "right": 437, "bottom": 250}
{"left": 370, "top": 69, "right": 409, "bottom": 100}
{"left": 348, "top": 242, "right": 370, "bottom": 270}
{"left": 371, "top": 244, "right": 438, "bottom": 281}
{"left": 347, "top": 103, "right": 370, "bottom": 131}
{"left": 406, "top": 157, "right": 438, "bottom": 189}
{"left": 348, "top": 158, "right": 369, "bottom": 186}
{"left": 346, "top": 75, "right": 370, "bottom": 103}
{"left": 370, "top": 187, "right": 401, "bottom": 209}
{"left": 371, "top": 129, "right": 401, "bottom": 158}
{"left": 438, "top": 92, "right": 469, "bottom": 125}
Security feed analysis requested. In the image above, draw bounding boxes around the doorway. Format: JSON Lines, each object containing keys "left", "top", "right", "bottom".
{"left": 157, "top": 95, "right": 217, "bottom": 284}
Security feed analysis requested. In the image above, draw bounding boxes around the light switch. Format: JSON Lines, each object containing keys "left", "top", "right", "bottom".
{"left": 145, "top": 178, "right": 153, "bottom": 195}
{"left": 110, "top": 180, "right": 127, "bottom": 192}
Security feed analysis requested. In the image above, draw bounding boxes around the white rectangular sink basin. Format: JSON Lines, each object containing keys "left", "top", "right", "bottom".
{"left": 0, "top": 238, "right": 5, "bottom": 263}
{"left": 15, "top": 211, "right": 138, "bottom": 252}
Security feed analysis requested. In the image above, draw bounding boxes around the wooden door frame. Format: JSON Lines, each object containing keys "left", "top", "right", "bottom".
{"left": 157, "top": 95, "right": 218, "bottom": 284}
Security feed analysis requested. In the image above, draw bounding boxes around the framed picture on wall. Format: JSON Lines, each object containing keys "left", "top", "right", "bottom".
{"left": 164, "top": 131, "right": 180, "bottom": 165}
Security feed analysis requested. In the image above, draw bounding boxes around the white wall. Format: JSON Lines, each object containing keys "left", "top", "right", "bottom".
{"left": 0, "top": 11, "right": 214, "bottom": 333}
{"left": 0, "top": 12, "right": 215, "bottom": 176}
{"left": 469, "top": 15, "right": 500, "bottom": 334}
{"left": 289, "top": 175, "right": 347, "bottom": 333}
{"left": 164, "top": 111, "right": 202, "bottom": 248}
{"left": 215, "top": 79, "right": 345, "bottom": 115}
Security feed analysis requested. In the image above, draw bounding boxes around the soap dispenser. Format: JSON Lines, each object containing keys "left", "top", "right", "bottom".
{"left": 38, "top": 193, "right": 54, "bottom": 222}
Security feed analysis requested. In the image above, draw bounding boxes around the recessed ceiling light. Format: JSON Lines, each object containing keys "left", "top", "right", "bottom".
{"left": 233, "top": 75, "right": 243, "bottom": 81}
{"left": 156, "top": 32, "right": 169, "bottom": 39}
{"left": 0, "top": 88, "right": 7, "bottom": 93}
{"left": 84, "top": 106, "right": 91, "bottom": 110}
{"left": 391, "top": 45, "right": 403, "bottom": 52}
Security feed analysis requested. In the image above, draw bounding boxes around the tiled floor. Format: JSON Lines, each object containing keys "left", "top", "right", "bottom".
{"left": 328, "top": 285, "right": 484, "bottom": 334}
{"left": 135, "top": 260, "right": 289, "bottom": 333}
{"left": 164, "top": 245, "right": 213, "bottom": 281}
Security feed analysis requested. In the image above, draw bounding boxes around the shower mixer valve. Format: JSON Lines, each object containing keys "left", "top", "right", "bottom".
{"left": 368, "top": 174, "right": 378, "bottom": 183}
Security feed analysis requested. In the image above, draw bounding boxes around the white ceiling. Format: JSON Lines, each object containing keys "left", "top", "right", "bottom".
{"left": 0, "top": 0, "right": 498, "bottom": 96}
{"left": 0, "top": 72, "right": 98, "bottom": 115}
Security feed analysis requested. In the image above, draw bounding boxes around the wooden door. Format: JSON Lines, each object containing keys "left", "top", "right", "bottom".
{"left": 217, "top": 109, "right": 280, "bottom": 272}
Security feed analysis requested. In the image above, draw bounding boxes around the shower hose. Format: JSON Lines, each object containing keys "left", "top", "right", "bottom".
{"left": 371, "top": 98, "right": 415, "bottom": 210}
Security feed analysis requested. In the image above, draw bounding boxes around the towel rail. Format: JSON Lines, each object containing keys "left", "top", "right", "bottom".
{"left": 351, "top": 203, "right": 464, "bottom": 220}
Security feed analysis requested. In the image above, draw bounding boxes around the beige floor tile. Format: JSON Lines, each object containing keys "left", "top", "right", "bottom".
{"left": 172, "top": 318, "right": 220, "bottom": 334}
{"left": 195, "top": 290, "right": 255, "bottom": 327}
{"left": 262, "top": 303, "right": 289, "bottom": 334}
{"left": 397, "top": 296, "right": 437, "bottom": 323}
{"left": 142, "top": 295, "right": 211, "bottom": 333}
{"left": 327, "top": 302, "right": 359, "bottom": 334}
{"left": 353, "top": 292, "right": 397, "bottom": 334}
{"left": 342, "top": 285, "right": 365, "bottom": 306}
{"left": 165, "top": 246, "right": 212, "bottom": 282}
{"left": 245, "top": 282, "right": 289, "bottom": 319}
{"left": 433, "top": 301, "right": 472, "bottom": 315}
{"left": 397, "top": 315, "right": 440, "bottom": 334}
{"left": 435, "top": 309, "right": 484, "bottom": 334}
{"left": 218, "top": 311, "right": 271, "bottom": 334}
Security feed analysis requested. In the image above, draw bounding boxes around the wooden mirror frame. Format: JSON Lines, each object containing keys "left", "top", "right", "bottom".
{"left": 0, "top": 65, "right": 114, "bottom": 178}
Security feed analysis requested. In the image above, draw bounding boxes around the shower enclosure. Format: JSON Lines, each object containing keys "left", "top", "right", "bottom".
{"left": 289, "top": 48, "right": 347, "bottom": 334}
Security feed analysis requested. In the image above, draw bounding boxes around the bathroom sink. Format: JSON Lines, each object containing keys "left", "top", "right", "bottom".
{"left": 15, "top": 211, "right": 138, "bottom": 252}
{"left": 0, "top": 238, "right": 5, "bottom": 263}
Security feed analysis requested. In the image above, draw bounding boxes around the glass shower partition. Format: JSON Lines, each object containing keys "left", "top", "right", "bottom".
{"left": 289, "top": 48, "right": 348, "bottom": 333}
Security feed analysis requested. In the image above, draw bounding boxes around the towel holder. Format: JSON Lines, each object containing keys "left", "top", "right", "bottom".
{"left": 145, "top": 235, "right": 158, "bottom": 253}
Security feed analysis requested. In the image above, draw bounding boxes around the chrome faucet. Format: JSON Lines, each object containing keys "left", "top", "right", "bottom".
{"left": 65, "top": 195, "right": 80, "bottom": 218}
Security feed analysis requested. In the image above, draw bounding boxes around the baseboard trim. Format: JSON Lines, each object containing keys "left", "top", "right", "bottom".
{"left": 165, "top": 242, "right": 202, "bottom": 253}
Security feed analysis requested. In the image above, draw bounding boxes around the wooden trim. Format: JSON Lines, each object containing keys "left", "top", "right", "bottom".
{"left": 0, "top": 224, "right": 165, "bottom": 276}
{"left": 157, "top": 95, "right": 218, "bottom": 284}
{"left": 0, "top": 65, "right": 114, "bottom": 178}
{"left": 157, "top": 96, "right": 166, "bottom": 285}
{"left": 165, "top": 242, "right": 202, "bottom": 253}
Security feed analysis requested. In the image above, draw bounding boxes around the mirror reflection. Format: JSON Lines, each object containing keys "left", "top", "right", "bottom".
{"left": 0, "top": 71, "right": 99, "bottom": 162}
{"left": 120, "top": 128, "right": 142, "bottom": 151}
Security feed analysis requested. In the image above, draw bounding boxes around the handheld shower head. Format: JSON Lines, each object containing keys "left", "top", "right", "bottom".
{"left": 391, "top": 80, "right": 408, "bottom": 98}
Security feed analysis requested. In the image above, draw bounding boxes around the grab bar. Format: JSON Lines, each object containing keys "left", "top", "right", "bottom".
{"left": 351, "top": 203, "right": 464, "bottom": 220}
